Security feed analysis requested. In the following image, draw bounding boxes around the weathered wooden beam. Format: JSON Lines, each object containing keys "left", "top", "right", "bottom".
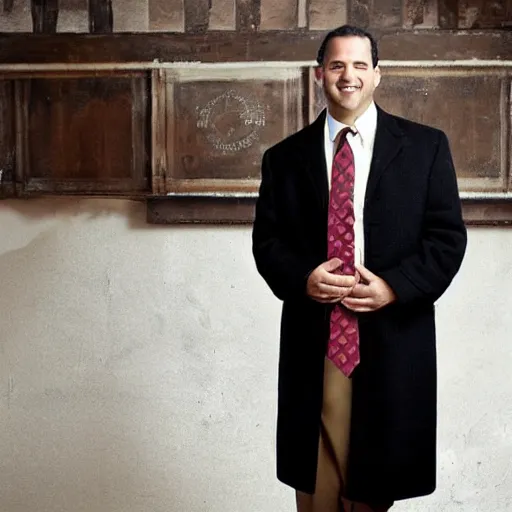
{"left": 0, "top": 30, "right": 511, "bottom": 63}
{"left": 89, "top": 0, "right": 113, "bottom": 33}
{"left": 3, "top": 0, "right": 14, "bottom": 14}
{"left": 30, "top": 0, "right": 59, "bottom": 33}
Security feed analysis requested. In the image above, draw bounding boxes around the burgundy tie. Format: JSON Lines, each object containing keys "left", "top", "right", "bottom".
{"left": 326, "top": 127, "right": 360, "bottom": 377}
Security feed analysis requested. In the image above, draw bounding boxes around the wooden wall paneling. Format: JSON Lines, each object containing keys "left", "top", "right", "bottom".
{"left": 20, "top": 72, "right": 149, "bottom": 194}
{"left": 438, "top": 0, "right": 458, "bottom": 27}
{"left": 57, "top": 0, "right": 88, "bottom": 33}
{"left": 31, "top": 0, "right": 58, "bottom": 33}
{"left": 403, "top": 0, "right": 438, "bottom": 28}
{"left": 147, "top": 196, "right": 256, "bottom": 224}
{"left": 457, "top": 0, "right": 512, "bottom": 29}
{"left": 148, "top": 0, "right": 184, "bottom": 31}
{"left": 157, "top": 66, "right": 304, "bottom": 196}
{"left": 89, "top": 0, "right": 113, "bottom": 33}
{"left": 260, "top": 0, "right": 298, "bottom": 30}
{"left": 375, "top": 67, "right": 509, "bottom": 192}
{"left": 3, "top": 0, "right": 14, "bottom": 12}
{"left": 209, "top": 0, "right": 236, "bottom": 30}
{"left": 113, "top": 0, "right": 149, "bottom": 31}
{"left": 152, "top": 68, "right": 167, "bottom": 194}
{"left": 0, "top": 80, "right": 16, "bottom": 197}
{"left": 14, "top": 79, "right": 29, "bottom": 192}
{"left": 308, "top": 0, "right": 347, "bottom": 30}
{"left": 184, "top": 0, "right": 209, "bottom": 32}
{"left": 349, "top": 0, "right": 403, "bottom": 28}
{"left": 236, "top": 0, "right": 261, "bottom": 31}
{"left": 0, "top": 1, "right": 32, "bottom": 32}
{"left": 1, "top": 32, "right": 512, "bottom": 63}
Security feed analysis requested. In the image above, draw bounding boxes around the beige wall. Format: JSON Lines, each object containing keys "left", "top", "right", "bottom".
{"left": 0, "top": 198, "right": 510, "bottom": 511}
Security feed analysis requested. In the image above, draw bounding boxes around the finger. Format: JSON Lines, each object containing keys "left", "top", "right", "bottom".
{"left": 322, "top": 273, "right": 357, "bottom": 288}
{"left": 317, "top": 283, "right": 352, "bottom": 298}
{"left": 342, "top": 297, "right": 375, "bottom": 308}
{"left": 355, "top": 264, "right": 377, "bottom": 283}
{"left": 348, "top": 283, "right": 373, "bottom": 298}
{"left": 323, "top": 258, "right": 343, "bottom": 273}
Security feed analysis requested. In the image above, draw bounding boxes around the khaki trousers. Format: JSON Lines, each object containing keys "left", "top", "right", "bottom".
{"left": 296, "top": 358, "right": 392, "bottom": 512}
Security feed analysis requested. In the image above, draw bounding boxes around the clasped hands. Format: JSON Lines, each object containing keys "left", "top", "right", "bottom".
{"left": 306, "top": 258, "right": 396, "bottom": 313}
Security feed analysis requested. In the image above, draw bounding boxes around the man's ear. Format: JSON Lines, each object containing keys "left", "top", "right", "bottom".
{"left": 374, "top": 65, "right": 381, "bottom": 88}
{"left": 314, "top": 66, "right": 323, "bottom": 83}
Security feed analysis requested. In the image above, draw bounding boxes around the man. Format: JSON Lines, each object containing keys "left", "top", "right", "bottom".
{"left": 252, "top": 25, "right": 467, "bottom": 512}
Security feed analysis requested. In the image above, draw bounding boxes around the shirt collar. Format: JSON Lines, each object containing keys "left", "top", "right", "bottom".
{"left": 327, "top": 102, "right": 377, "bottom": 148}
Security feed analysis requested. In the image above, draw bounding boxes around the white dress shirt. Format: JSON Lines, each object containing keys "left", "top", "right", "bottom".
{"left": 324, "top": 102, "right": 378, "bottom": 265}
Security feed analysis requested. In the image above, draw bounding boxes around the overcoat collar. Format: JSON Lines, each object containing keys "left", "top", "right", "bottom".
{"left": 301, "top": 106, "right": 406, "bottom": 211}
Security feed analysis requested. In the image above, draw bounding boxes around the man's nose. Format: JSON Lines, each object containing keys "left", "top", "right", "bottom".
{"left": 340, "top": 65, "right": 355, "bottom": 82}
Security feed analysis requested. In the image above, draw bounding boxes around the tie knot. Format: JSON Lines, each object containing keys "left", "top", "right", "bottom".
{"left": 334, "top": 127, "right": 355, "bottom": 154}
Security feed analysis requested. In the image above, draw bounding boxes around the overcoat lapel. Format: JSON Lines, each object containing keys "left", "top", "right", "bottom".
{"left": 364, "top": 107, "right": 406, "bottom": 208}
{"left": 303, "top": 110, "right": 329, "bottom": 212}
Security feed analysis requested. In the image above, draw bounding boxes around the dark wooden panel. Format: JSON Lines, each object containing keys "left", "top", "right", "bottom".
{"left": 375, "top": 70, "right": 508, "bottom": 192}
{"left": 184, "top": 0, "right": 209, "bottom": 32}
{"left": 89, "top": 0, "right": 113, "bottom": 33}
{"left": 1, "top": 31, "right": 511, "bottom": 63}
{"left": 147, "top": 196, "right": 512, "bottom": 225}
{"left": 31, "top": 0, "right": 58, "bottom": 33}
{"left": 3, "top": 0, "right": 14, "bottom": 13}
{"left": 0, "top": 80, "right": 15, "bottom": 197}
{"left": 309, "top": 0, "right": 346, "bottom": 29}
{"left": 438, "top": 0, "right": 458, "bottom": 27}
{"left": 147, "top": 196, "right": 256, "bottom": 224}
{"left": 349, "top": 0, "right": 403, "bottom": 28}
{"left": 160, "top": 67, "right": 303, "bottom": 194}
{"left": 21, "top": 73, "right": 149, "bottom": 194}
{"left": 458, "top": 0, "right": 512, "bottom": 29}
{"left": 403, "top": 0, "right": 438, "bottom": 28}
{"left": 260, "top": 0, "right": 298, "bottom": 29}
{"left": 236, "top": 0, "right": 261, "bottom": 30}
{"left": 462, "top": 200, "right": 512, "bottom": 225}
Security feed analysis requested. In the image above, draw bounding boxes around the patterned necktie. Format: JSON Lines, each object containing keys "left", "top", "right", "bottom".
{"left": 326, "top": 127, "right": 360, "bottom": 377}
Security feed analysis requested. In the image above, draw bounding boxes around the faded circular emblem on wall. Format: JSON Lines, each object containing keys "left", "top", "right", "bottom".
{"left": 197, "top": 90, "right": 266, "bottom": 155}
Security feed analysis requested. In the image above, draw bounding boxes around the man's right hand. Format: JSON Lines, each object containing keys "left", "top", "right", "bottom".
{"left": 306, "top": 258, "right": 358, "bottom": 303}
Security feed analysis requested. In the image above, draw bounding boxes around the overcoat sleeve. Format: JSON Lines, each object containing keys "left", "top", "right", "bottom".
{"left": 252, "top": 149, "right": 317, "bottom": 302}
{"left": 378, "top": 131, "right": 467, "bottom": 304}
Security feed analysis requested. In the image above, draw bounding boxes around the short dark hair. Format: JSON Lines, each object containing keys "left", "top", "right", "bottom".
{"left": 316, "top": 25, "right": 379, "bottom": 68}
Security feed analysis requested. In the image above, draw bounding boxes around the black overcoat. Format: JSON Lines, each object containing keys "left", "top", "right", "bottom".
{"left": 252, "top": 107, "right": 467, "bottom": 503}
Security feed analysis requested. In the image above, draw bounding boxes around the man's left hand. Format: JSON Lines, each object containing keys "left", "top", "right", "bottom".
{"left": 341, "top": 264, "right": 397, "bottom": 313}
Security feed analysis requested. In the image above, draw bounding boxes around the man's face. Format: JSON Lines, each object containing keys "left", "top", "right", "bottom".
{"left": 317, "top": 35, "right": 381, "bottom": 123}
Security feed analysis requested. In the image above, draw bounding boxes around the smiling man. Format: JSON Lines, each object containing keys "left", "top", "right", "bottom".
{"left": 252, "top": 25, "right": 467, "bottom": 512}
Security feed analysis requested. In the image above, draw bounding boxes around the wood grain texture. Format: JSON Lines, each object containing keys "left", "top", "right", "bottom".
{"left": 22, "top": 73, "right": 149, "bottom": 194}
{"left": 89, "top": 0, "right": 113, "bottom": 33}
{"left": 184, "top": 0, "right": 209, "bottom": 32}
{"left": 349, "top": 0, "right": 402, "bottom": 28}
{"left": 260, "top": 0, "right": 297, "bottom": 29}
{"left": 458, "top": 0, "right": 512, "bottom": 29}
{"left": 0, "top": 80, "right": 15, "bottom": 197}
{"left": 148, "top": 0, "right": 184, "bottom": 31}
{"left": 1, "top": 31, "right": 511, "bottom": 63}
{"left": 147, "top": 196, "right": 256, "bottom": 223}
{"left": 375, "top": 69, "right": 508, "bottom": 192}
{"left": 31, "top": 0, "right": 58, "bottom": 33}
{"left": 209, "top": 0, "right": 236, "bottom": 30}
{"left": 309, "top": 0, "right": 346, "bottom": 29}
{"left": 158, "top": 68, "right": 303, "bottom": 195}
{"left": 403, "top": 0, "right": 438, "bottom": 28}
{"left": 438, "top": 0, "right": 459, "bottom": 27}
{"left": 237, "top": 0, "right": 261, "bottom": 31}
